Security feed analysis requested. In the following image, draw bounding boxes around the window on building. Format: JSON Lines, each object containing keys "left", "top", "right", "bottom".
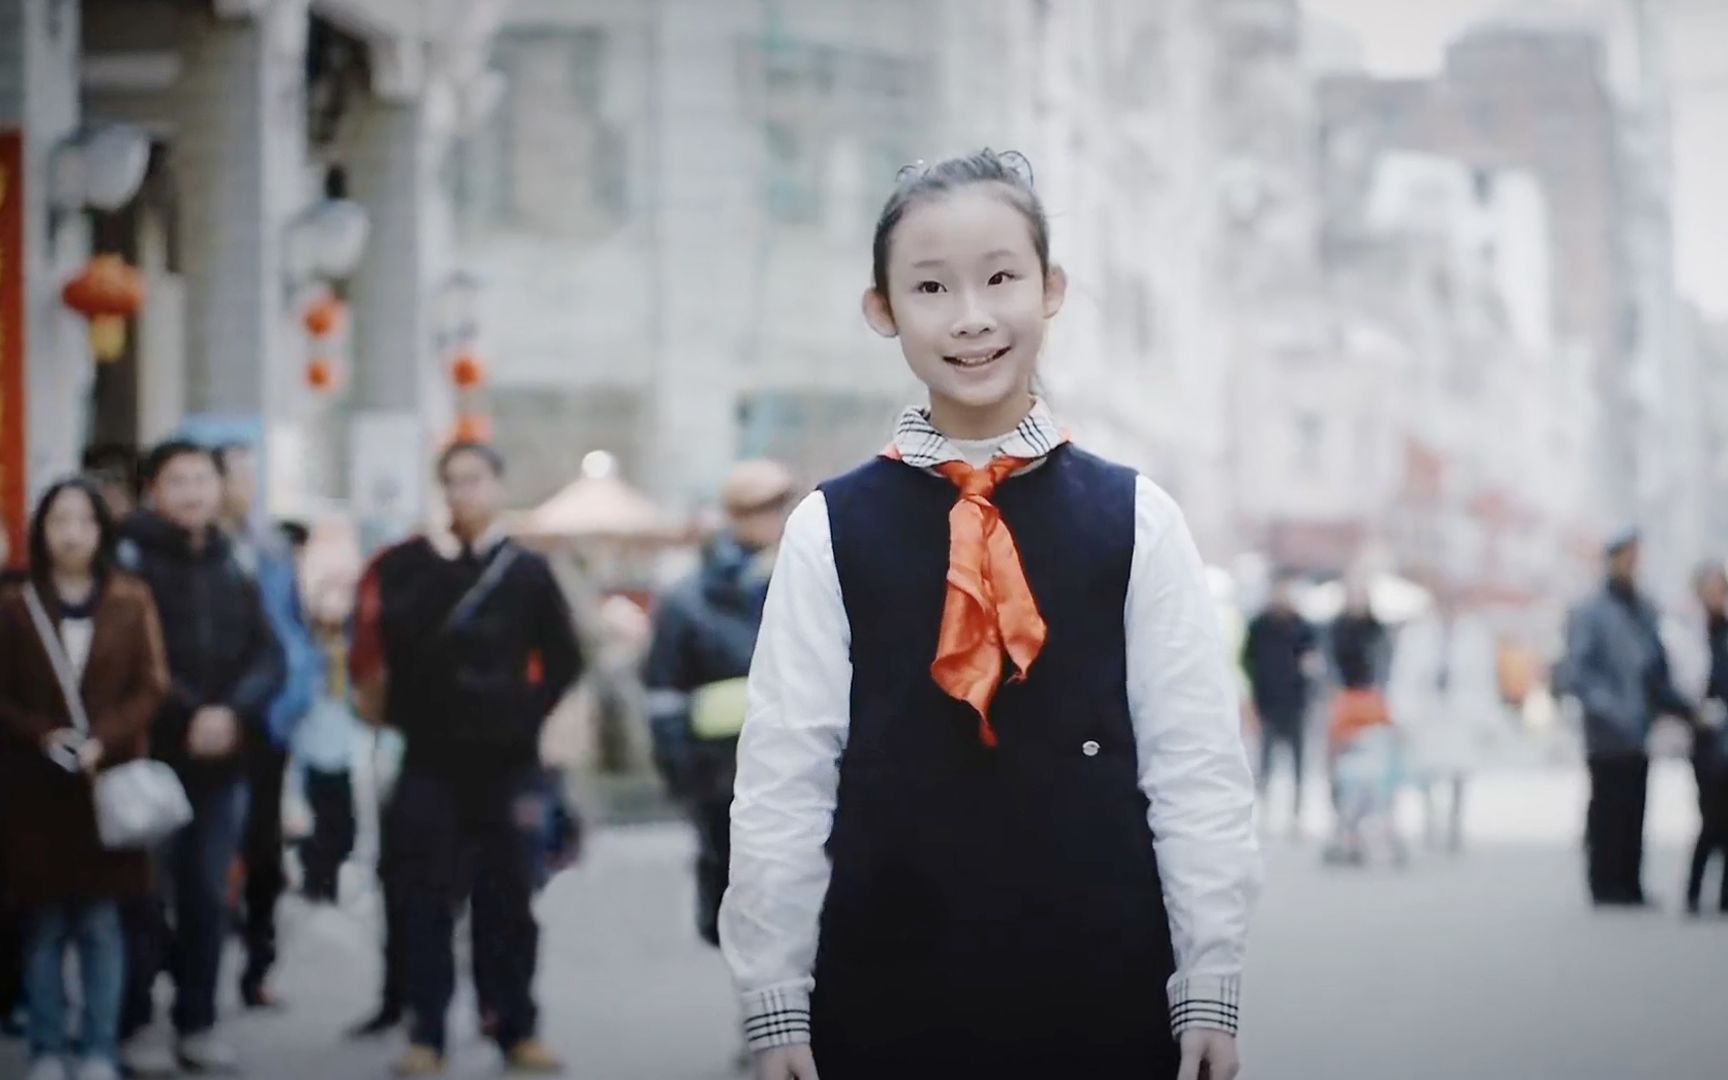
{"left": 458, "top": 27, "right": 630, "bottom": 241}
{"left": 1296, "top": 412, "right": 1323, "bottom": 472}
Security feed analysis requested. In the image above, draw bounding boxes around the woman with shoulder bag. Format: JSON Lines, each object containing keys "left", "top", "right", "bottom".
{"left": 0, "top": 477, "right": 169, "bottom": 1080}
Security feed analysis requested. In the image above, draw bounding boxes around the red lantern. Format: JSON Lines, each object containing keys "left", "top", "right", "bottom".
{"left": 62, "top": 254, "right": 146, "bottom": 362}
{"left": 451, "top": 413, "right": 493, "bottom": 444}
{"left": 451, "top": 350, "right": 486, "bottom": 391}
{"left": 305, "top": 356, "right": 337, "bottom": 391}
{"left": 302, "top": 293, "right": 345, "bottom": 339}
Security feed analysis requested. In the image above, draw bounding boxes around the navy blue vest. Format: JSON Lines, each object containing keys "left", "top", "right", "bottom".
{"left": 811, "top": 445, "right": 1179, "bottom": 1077}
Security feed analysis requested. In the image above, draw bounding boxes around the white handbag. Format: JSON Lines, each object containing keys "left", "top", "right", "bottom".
{"left": 24, "top": 584, "right": 193, "bottom": 850}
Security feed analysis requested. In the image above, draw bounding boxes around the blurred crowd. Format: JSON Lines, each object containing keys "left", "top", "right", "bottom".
{"left": 1237, "top": 531, "right": 1728, "bottom": 917}
{"left": 2, "top": 427, "right": 1726, "bottom": 1080}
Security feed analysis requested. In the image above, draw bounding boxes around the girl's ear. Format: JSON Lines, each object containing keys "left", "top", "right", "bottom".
{"left": 1042, "top": 264, "right": 1068, "bottom": 319}
{"left": 862, "top": 287, "right": 899, "bottom": 339}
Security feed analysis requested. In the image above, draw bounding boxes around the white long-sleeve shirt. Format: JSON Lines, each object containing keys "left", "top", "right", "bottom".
{"left": 721, "top": 405, "right": 1262, "bottom": 1051}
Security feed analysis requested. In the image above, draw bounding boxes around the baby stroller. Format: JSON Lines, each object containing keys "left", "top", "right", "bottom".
{"left": 1323, "top": 689, "right": 1408, "bottom": 866}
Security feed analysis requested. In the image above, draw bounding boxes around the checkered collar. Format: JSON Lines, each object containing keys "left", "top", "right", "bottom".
{"left": 888, "top": 399, "right": 1065, "bottom": 468}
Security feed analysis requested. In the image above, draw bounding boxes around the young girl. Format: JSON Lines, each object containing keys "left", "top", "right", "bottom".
{"left": 722, "top": 151, "right": 1261, "bottom": 1080}
{"left": 0, "top": 478, "right": 169, "bottom": 1080}
{"left": 292, "top": 576, "right": 363, "bottom": 904}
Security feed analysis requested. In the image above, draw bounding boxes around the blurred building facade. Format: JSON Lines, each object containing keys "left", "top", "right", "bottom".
{"left": 2, "top": 0, "right": 505, "bottom": 541}
{"left": 4, "top": 0, "right": 1720, "bottom": 606}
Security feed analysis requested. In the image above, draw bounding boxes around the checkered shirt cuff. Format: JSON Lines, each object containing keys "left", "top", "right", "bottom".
{"left": 1169, "top": 974, "right": 1243, "bottom": 1037}
{"left": 742, "top": 985, "right": 812, "bottom": 1051}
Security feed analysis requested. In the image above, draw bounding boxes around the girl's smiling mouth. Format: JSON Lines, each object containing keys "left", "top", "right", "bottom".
{"left": 945, "top": 346, "right": 1011, "bottom": 369}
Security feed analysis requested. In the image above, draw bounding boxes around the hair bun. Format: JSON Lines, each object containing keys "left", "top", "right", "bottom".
{"left": 995, "top": 149, "right": 1035, "bottom": 189}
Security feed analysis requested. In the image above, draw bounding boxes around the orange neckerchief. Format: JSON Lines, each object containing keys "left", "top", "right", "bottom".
{"left": 883, "top": 438, "right": 1066, "bottom": 746}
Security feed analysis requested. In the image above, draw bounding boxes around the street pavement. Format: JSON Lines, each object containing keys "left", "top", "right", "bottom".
{"left": 5, "top": 759, "right": 1726, "bottom": 1078}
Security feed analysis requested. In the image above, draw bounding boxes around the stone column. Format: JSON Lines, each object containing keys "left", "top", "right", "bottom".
{"left": 172, "top": 0, "right": 308, "bottom": 429}
{"left": 340, "top": 49, "right": 460, "bottom": 535}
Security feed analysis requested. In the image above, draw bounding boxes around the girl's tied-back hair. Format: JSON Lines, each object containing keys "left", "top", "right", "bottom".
{"left": 870, "top": 149, "right": 1051, "bottom": 300}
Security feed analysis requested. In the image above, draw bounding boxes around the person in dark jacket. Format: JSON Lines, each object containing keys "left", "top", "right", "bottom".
{"left": 646, "top": 460, "right": 792, "bottom": 951}
{"left": 114, "top": 440, "right": 284, "bottom": 1077}
{"left": 1686, "top": 560, "right": 1728, "bottom": 915}
{"left": 1242, "top": 573, "right": 1318, "bottom": 825}
{"left": 1562, "top": 530, "right": 1694, "bottom": 909}
{"left": 352, "top": 443, "right": 581, "bottom": 1076}
{"left": 0, "top": 478, "right": 169, "bottom": 1080}
{"left": 213, "top": 443, "right": 316, "bottom": 1011}
{"left": 0, "top": 516, "right": 23, "bottom": 1041}
{"left": 1330, "top": 584, "right": 1389, "bottom": 691}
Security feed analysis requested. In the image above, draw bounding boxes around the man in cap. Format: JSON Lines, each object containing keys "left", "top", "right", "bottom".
{"left": 1562, "top": 529, "right": 1695, "bottom": 906}
{"left": 645, "top": 460, "right": 794, "bottom": 951}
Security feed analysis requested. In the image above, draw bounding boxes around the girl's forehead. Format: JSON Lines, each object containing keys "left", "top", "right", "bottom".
{"left": 889, "top": 186, "right": 1038, "bottom": 264}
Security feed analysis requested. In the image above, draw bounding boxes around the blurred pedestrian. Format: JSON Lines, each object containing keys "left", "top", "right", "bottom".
{"left": 725, "top": 151, "right": 1258, "bottom": 1080}
{"left": 1388, "top": 585, "right": 1504, "bottom": 854}
{"left": 0, "top": 514, "right": 24, "bottom": 1042}
{"left": 0, "top": 478, "right": 169, "bottom": 1080}
{"left": 214, "top": 443, "right": 318, "bottom": 1011}
{"left": 352, "top": 443, "right": 581, "bottom": 1076}
{"left": 1242, "top": 571, "right": 1319, "bottom": 829}
{"left": 294, "top": 576, "right": 361, "bottom": 904}
{"left": 80, "top": 445, "right": 140, "bottom": 521}
{"left": 115, "top": 440, "right": 284, "bottom": 1076}
{"left": 1685, "top": 560, "right": 1728, "bottom": 916}
{"left": 1330, "top": 582, "right": 1390, "bottom": 692}
{"left": 1561, "top": 530, "right": 1694, "bottom": 909}
{"left": 645, "top": 459, "right": 791, "bottom": 1071}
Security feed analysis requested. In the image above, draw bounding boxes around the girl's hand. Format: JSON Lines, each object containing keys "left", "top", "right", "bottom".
{"left": 77, "top": 737, "right": 104, "bottom": 774}
{"left": 754, "top": 1043, "right": 820, "bottom": 1080}
{"left": 1178, "top": 1029, "right": 1241, "bottom": 1080}
{"left": 41, "top": 728, "right": 84, "bottom": 771}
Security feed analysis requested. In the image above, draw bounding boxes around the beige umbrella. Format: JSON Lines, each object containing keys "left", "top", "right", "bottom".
{"left": 518, "top": 473, "right": 671, "bottom": 541}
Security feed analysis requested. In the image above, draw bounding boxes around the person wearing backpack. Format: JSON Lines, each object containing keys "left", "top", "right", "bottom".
{"left": 351, "top": 443, "right": 582, "bottom": 1077}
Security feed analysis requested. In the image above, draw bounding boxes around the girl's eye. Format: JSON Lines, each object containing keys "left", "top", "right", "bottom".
{"left": 915, "top": 281, "right": 945, "bottom": 295}
{"left": 988, "top": 270, "right": 1017, "bottom": 286}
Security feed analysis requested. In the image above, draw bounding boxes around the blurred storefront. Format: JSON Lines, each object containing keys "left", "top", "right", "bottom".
{"left": 0, "top": 0, "right": 504, "bottom": 542}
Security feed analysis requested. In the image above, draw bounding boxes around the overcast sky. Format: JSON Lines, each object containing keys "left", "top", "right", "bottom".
{"left": 1302, "top": 0, "right": 1728, "bottom": 320}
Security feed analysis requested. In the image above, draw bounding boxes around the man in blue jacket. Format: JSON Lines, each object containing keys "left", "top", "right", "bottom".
{"left": 645, "top": 461, "right": 793, "bottom": 950}
{"left": 214, "top": 443, "right": 318, "bottom": 1010}
{"left": 1563, "top": 530, "right": 1695, "bottom": 908}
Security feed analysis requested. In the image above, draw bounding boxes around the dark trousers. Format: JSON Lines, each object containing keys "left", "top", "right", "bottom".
{"left": 368, "top": 785, "right": 409, "bottom": 1021}
{"left": 123, "top": 780, "right": 250, "bottom": 1037}
{"left": 1687, "top": 759, "right": 1728, "bottom": 912}
{"left": 240, "top": 746, "right": 288, "bottom": 992}
{"left": 0, "top": 891, "right": 21, "bottom": 1030}
{"left": 691, "top": 797, "right": 731, "bottom": 948}
{"left": 391, "top": 766, "right": 541, "bottom": 1054}
{"left": 301, "top": 767, "right": 356, "bottom": 902}
{"left": 1255, "top": 702, "right": 1307, "bottom": 815}
{"left": 1586, "top": 754, "right": 1649, "bottom": 903}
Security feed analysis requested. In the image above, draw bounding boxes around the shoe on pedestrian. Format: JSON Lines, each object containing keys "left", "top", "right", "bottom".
{"left": 25, "top": 1056, "right": 70, "bottom": 1080}
{"left": 240, "top": 979, "right": 286, "bottom": 1011}
{"left": 392, "top": 1044, "right": 446, "bottom": 1076}
{"left": 503, "top": 1038, "right": 565, "bottom": 1074}
{"left": 119, "top": 1030, "right": 177, "bottom": 1077}
{"left": 75, "top": 1057, "right": 122, "bottom": 1080}
{"left": 347, "top": 1005, "right": 403, "bottom": 1039}
{"left": 177, "top": 1031, "right": 240, "bottom": 1073}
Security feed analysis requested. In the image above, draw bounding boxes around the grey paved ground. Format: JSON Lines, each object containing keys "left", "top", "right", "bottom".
{"left": 6, "top": 760, "right": 1726, "bottom": 1078}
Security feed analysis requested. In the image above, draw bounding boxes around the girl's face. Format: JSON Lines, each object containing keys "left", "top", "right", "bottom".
{"left": 44, "top": 487, "right": 101, "bottom": 576}
{"left": 864, "top": 186, "right": 1066, "bottom": 440}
